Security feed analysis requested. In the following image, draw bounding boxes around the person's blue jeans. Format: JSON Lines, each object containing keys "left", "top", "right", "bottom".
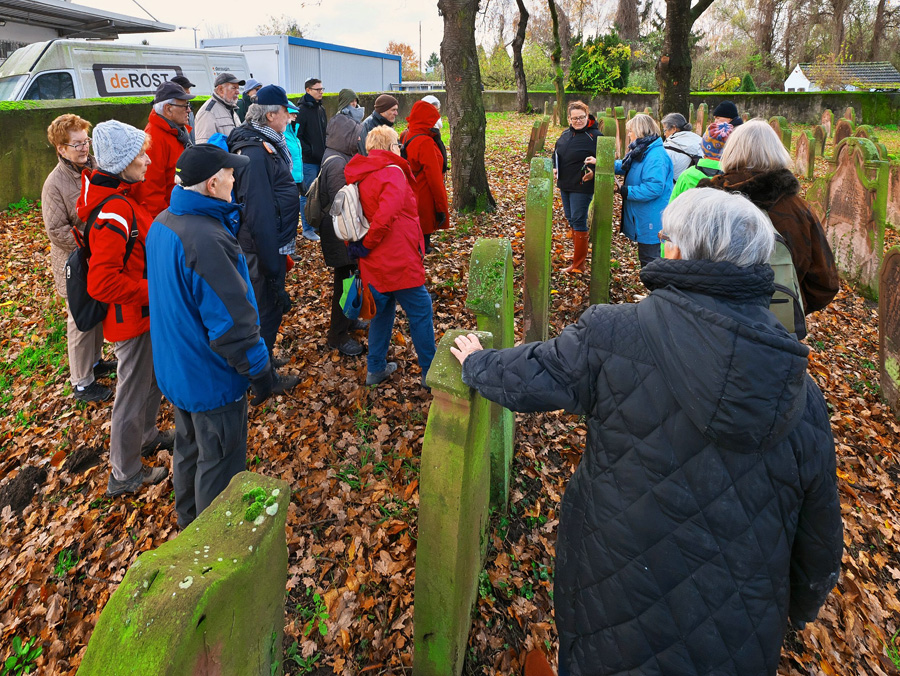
{"left": 560, "top": 190, "right": 592, "bottom": 232}
{"left": 367, "top": 285, "right": 436, "bottom": 378}
{"left": 299, "top": 162, "right": 320, "bottom": 234}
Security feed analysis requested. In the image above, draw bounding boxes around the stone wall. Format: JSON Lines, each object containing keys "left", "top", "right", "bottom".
{"left": 2, "top": 90, "right": 898, "bottom": 208}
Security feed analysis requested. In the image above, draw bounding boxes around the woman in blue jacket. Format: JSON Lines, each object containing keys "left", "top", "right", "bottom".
{"left": 592, "top": 113, "right": 673, "bottom": 268}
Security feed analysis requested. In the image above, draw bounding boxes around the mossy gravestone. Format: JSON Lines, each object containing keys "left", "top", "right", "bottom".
{"left": 615, "top": 106, "right": 627, "bottom": 159}
{"left": 536, "top": 114, "right": 551, "bottom": 153}
{"left": 845, "top": 106, "right": 857, "bottom": 124}
{"left": 880, "top": 248, "right": 900, "bottom": 417}
{"left": 525, "top": 119, "right": 542, "bottom": 164}
{"left": 695, "top": 103, "right": 707, "bottom": 133}
{"left": 600, "top": 116, "right": 617, "bottom": 141}
{"left": 415, "top": 329, "right": 494, "bottom": 676}
{"left": 769, "top": 116, "right": 792, "bottom": 152}
{"left": 794, "top": 130, "right": 816, "bottom": 180}
{"left": 79, "top": 472, "right": 289, "bottom": 676}
{"left": 814, "top": 124, "right": 827, "bottom": 156}
{"left": 466, "top": 238, "right": 515, "bottom": 509}
{"left": 888, "top": 160, "right": 900, "bottom": 231}
{"left": 524, "top": 158, "right": 553, "bottom": 344}
{"left": 821, "top": 109, "right": 834, "bottom": 138}
{"left": 833, "top": 118, "right": 855, "bottom": 156}
{"left": 590, "top": 136, "right": 617, "bottom": 305}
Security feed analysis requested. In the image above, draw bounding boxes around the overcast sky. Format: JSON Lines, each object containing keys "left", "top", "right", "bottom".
{"left": 77, "top": 0, "right": 445, "bottom": 64}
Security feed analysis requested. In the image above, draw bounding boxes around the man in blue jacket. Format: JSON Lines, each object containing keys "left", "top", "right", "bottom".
{"left": 146, "top": 143, "right": 276, "bottom": 529}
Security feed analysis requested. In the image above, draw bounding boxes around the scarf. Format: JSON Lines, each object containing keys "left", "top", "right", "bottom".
{"left": 620, "top": 133, "right": 659, "bottom": 177}
{"left": 251, "top": 122, "right": 292, "bottom": 173}
{"left": 159, "top": 114, "right": 193, "bottom": 150}
{"left": 342, "top": 106, "right": 365, "bottom": 123}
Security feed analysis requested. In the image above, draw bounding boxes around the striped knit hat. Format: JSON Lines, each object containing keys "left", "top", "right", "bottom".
{"left": 701, "top": 121, "right": 734, "bottom": 160}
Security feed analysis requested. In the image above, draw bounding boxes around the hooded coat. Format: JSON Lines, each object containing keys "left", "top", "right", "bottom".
{"left": 553, "top": 115, "right": 602, "bottom": 195}
{"left": 698, "top": 168, "right": 839, "bottom": 313}
{"left": 318, "top": 111, "right": 362, "bottom": 268}
{"left": 131, "top": 109, "right": 192, "bottom": 219}
{"left": 343, "top": 149, "right": 425, "bottom": 293}
{"left": 76, "top": 170, "right": 153, "bottom": 342}
{"left": 461, "top": 258, "right": 842, "bottom": 676}
{"left": 663, "top": 130, "right": 704, "bottom": 180}
{"left": 403, "top": 100, "right": 450, "bottom": 236}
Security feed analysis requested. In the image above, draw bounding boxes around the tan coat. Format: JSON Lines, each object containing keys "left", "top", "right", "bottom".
{"left": 41, "top": 155, "right": 96, "bottom": 297}
{"left": 194, "top": 95, "right": 241, "bottom": 144}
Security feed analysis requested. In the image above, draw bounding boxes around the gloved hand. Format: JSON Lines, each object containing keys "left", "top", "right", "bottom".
{"left": 616, "top": 184, "right": 629, "bottom": 199}
{"left": 347, "top": 240, "right": 371, "bottom": 261}
{"left": 249, "top": 365, "right": 275, "bottom": 406}
{"left": 435, "top": 211, "right": 447, "bottom": 227}
{"left": 276, "top": 287, "right": 292, "bottom": 313}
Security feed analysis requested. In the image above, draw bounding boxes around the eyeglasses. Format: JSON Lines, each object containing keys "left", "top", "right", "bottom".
{"left": 64, "top": 139, "right": 91, "bottom": 150}
{"left": 658, "top": 231, "right": 671, "bottom": 243}
{"left": 570, "top": 115, "right": 587, "bottom": 122}
{"left": 390, "top": 142, "right": 401, "bottom": 149}
{"left": 168, "top": 102, "right": 191, "bottom": 109}
{"left": 310, "top": 87, "right": 325, "bottom": 92}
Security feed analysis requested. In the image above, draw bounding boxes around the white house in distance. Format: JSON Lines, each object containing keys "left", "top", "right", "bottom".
{"left": 784, "top": 61, "right": 900, "bottom": 92}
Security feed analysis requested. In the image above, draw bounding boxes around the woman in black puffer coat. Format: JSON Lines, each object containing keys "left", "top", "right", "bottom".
{"left": 452, "top": 188, "right": 842, "bottom": 676}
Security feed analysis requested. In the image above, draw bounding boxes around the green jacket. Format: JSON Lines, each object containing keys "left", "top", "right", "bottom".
{"left": 670, "top": 158, "right": 722, "bottom": 202}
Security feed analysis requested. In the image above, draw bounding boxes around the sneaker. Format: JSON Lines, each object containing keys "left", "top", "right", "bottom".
{"left": 302, "top": 230, "right": 320, "bottom": 242}
{"left": 93, "top": 359, "right": 118, "bottom": 378}
{"left": 271, "top": 354, "right": 291, "bottom": 368}
{"left": 366, "top": 362, "right": 398, "bottom": 386}
{"left": 272, "top": 371, "right": 300, "bottom": 394}
{"left": 328, "top": 337, "right": 363, "bottom": 357}
{"left": 424, "top": 244, "right": 436, "bottom": 254}
{"left": 141, "top": 429, "right": 175, "bottom": 458}
{"left": 73, "top": 381, "right": 113, "bottom": 403}
{"left": 349, "top": 319, "right": 370, "bottom": 332}
{"left": 106, "top": 465, "right": 168, "bottom": 497}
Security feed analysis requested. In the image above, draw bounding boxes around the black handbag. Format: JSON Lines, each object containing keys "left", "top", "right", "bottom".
{"left": 65, "top": 195, "right": 138, "bottom": 332}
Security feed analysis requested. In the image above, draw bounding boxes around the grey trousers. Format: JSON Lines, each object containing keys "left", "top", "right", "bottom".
{"left": 173, "top": 396, "right": 248, "bottom": 529}
{"left": 65, "top": 302, "right": 104, "bottom": 388}
{"left": 110, "top": 331, "right": 162, "bottom": 481}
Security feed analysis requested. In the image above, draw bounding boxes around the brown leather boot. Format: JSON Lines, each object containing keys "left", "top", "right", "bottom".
{"left": 564, "top": 230, "right": 589, "bottom": 274}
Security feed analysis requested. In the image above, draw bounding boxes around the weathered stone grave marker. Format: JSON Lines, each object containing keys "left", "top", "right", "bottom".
{"left": 600, "top": 116, "right": 617, "bottom": 141}
{"left": 628, "top": 109, "right": 637, "bottom": 119}
{"left": 888, "top": 160, "right": 900, "bottom": 230}
{"left": 821, "top": 109, "right": 834, "bottom": 138}
{"left": 688, "top": 103, "right": 695, "bottom": 128}
{"left": 845, "top": 106, "right": 856, "bottom": 124}
{"left": 78, "top": 472, "right": 290, "bottom": 676}
{"left": 880, "top": 248, "right": 900, "bottom": 417}
{"left": 695, "top": 103, "right": 707, "bottom": 131}
{"left": 466, "top": 239, "right": 515, "bottom": 509}
{"left": 535, "top": 114, "right": 551, "bottom": 153}
{"left": 814, "top": 124, "right": 827, "bottom": 156}
{"left": 414, "top": 329, "right": 494, "bottom": 676}
{"left": 615, "top": 106, "right": 627, "bottom": 158}
{"left": 524, "top": 158, "right": 553, "bottom": 344}
{"left": 769, "top": 116, "right": 792, "bottom": 152}
{"left": 833, "top": 118, "right": 855, "bottom": 155}
{"left": 794, "top": 130, "right": 816, "bottom": 180}
{"left": 525, "top": 119, "right": 542, "bottom": 163}
{"left": 590, "top": 136, "right": 617, "bottom": 305}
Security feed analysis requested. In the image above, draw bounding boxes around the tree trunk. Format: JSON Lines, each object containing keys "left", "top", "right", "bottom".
{"left": 512, "top": 0, "right": 529, "bottom": 113}
{"left": 615, "top": 0, "right": 640, "bottom": 41}
{"left": 755, "top": 0, "right": 777, "bottom": 57}
{"left": 655, "top": 0, "right": 716, "bottom": 118}
{"left": 869, "top": 0, "right": 887, "bottom": 60}
{"left": 439, "top": 0, "right": 496, "bottom": 212}
{"left": 831, "top": 0, "right": 848, "bottom": 55}
{"left": 547, "top": 0, "right": 567, "bottom": 126}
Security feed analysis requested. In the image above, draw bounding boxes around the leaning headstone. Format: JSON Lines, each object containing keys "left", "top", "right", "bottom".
{"left": 524, "top": 159, "right": 553, "bottom": 344}
{"left": 615, "top": 106, "right": 627, "bottom": 159}
{"left": 793, "top": 130, "right": 816, "bottom": 180}
{"left": 78, "top": 472, "right": 290, "bottom": 676}
{"left": 769, "top": 116, "right": 792, "bottom": 152}
{"left": 695, "top": 103, "right": 707, "bottom": 132}
{"left": 880, "top": 248, "right": 900, "bottom": 416}
{"left": 590, "top": 136, "right": 617, "bottom": 305}
{"left": 844, "top": 106, "right": 856, "bottom": 124}
{"left": 466, "top": 239, "right": 515, "bottom": 509}
{"left": 415, "top": 329, "right": 494, "bottom": 676}
{"left": 816, "top": 137, "right": 889, "bottom": 300}
{"left": 821, "top": 109, "right": 834, "bottom": 138}
{"left": 887, "top": 160, "right": 900, "bottom": 231}
{"left": 535, "top": 114, "right": 551, "bottom": 152}
{"left": 833, "top": 118, "right": 855, "bottom": 155}
{"left": 525, "top": 119, "right": 541, "bottom": 163}
{"left": 813, "top": 124, "right": 827, "bottom": 156}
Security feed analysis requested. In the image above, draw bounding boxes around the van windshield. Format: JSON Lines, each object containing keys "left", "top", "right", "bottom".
{"left": 0, "top": 75, "right": 26, "bottom": 101}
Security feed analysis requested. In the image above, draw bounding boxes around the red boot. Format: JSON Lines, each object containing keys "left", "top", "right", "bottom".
{"left": 524, "top": 649, "right": 556, "bottom": 676}
{"left": 563, "top": 230, "right": 589, "bottom": 274}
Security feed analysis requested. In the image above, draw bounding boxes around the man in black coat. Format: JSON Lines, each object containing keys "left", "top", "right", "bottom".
{"left": 452, "top": 187, "right": 842, "bottom": 676}
{"left": 227, "top": 84, "right": 300, "bottom": 385}
{"left": 296, "top": 77, "right": 327, "bottom": 242}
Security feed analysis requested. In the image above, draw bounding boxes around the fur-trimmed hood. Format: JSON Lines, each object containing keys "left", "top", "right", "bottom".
{"left": 698, "top": 167, "right": 799, "bottom": 211}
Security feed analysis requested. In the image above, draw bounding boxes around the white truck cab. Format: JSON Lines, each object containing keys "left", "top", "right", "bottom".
{"left": 0, "top": 40, "right": 251, "bottom": 101}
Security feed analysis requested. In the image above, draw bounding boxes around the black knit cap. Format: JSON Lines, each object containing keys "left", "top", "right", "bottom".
{"left": 712, "top": 100, "right": 739, "bottom": 120}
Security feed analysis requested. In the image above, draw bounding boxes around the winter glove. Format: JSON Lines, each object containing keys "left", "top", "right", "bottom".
{"left": 616, "top": 184, "right": 629, "bottom": 199}
{"left": 276, "top": 287, "right": 293, "bottom": 314}
{"left": 347, "top": 240, "right": 371, "bottom": 261}
{"left": 435, "top": 211, "right": 447, "bottom": 227}
{"left": 249, "top": 365, "right": 275, "bottom": 406}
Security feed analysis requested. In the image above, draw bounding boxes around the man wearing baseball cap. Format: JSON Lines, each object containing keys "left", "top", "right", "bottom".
{"left": 237, "top": 77, "right": 263, "bottom": 123}
{"left": 171, "top": 75, "right": 197, "bottom": 142}
{"left": 131, "top": 81, "right": 195, "bottom": 219}
{"left": 194, "top": 72, "right": 246, "bottom": 144}
{"left": 146, "top": 143, "right": 275, "bottom": 528}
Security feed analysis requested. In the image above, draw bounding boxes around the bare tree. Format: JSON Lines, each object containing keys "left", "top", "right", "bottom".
{"left": 512, "top": 0, "right": 530, "bottom": 113}
{"left": 655, "top": 0, "right": 717, "bottom": 117}
{"left": 439, "top": 0, "right": 496, "bottom": 212}
{"left": 615, "top": 0, "right": 640, "bottom": 41}
{"left": 548, "top": 0, "right": 567, "bottom": 126}
{"left": 870, "top": 0, "right": 888, "bottom": 60}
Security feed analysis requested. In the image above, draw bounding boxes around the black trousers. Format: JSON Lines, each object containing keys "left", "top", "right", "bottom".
{"left": 328, "top": 264, "right": 355, "bottom": 345}
{"left": 246, "top": 252, "right": 286, "bottom": 355}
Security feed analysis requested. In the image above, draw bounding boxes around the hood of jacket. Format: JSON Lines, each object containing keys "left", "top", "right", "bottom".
{"left": 167, "top": 185, "right": 242, "bottom": 236}
{"left": 700, "top": 167, "right": 799, "bottom": 211}
{"left": 664, "top": 130, "right": 703, "bottom": 153}
{"left": 565, "top": 115, "right": 599, "bottom": 138}
{"left": 76, "top": 169, "right": 131, "bottom": 222}
{"left": 344, "top": 148, "right": 414, "bottom": 185}
{"left": 637, "top": 258, "right": 809, "bottom": 453}
{"left": 326, "top": 113, "right": 362, "bottom": 156}
{"left": 406, "top": 100, "right": 440, "bottom": 134}
{"left": 301, "top": 93, "right": 322, "bottom": 109}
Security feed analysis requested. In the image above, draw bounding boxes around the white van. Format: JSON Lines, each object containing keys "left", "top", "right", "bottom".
{"left": 0, "top": 40, "right": 251, "bottom": 101}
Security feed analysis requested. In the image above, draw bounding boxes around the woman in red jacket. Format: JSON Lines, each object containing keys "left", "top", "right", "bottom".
{"left": 344, "top": 125, "right": 436, "bottom": 388}
{"left": 77, "top": 120, "right": 170, "bottom": 497}
{"left": 402, "top": 100, "right": 450, "bottom": 254}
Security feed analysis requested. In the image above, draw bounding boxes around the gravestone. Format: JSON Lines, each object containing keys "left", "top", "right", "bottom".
{"left": 812, "top": 137, "right": 889, "bottom": 300}
{"left": 821, "top": 109, "right": 834, "bottom": 138}
{"left": 615, "top": 106, "right": 627, "bottom": 159}
{"left": 844, "top": 106, "right": 856, "bottom": 124}
{"left": 535, "top": 115, "right": 551, "bottom": 152}
{"left": 688, "top": 103, "right": 695, "bottom": 128}
{"left": 628, "top": 109, "right": 637, "bottom": 119}
{"left": 600, "top": 116, "right": 617, "bottom": 139}
{"left": 466, "top": 239, "right": 515, "bottom": 509}
{"left": 590, "top": 136, "right": 617, "bottom": 305}
{"left": 78, "top": 472, "right": 290, "bottom": 676}
{"left": 888, "top": 160, "right": 900, "bottom": 230}
{"left": 543, "top": 100, "right": 550, "bottom": 117}
{"left": 644, "top": 106, "right": 654, "bottom": 116}
{"left": 605, "top": 106, "right": 613, "bottom": 118}
{"left": 793, "top": 130, "right": 816, "bottom": 180}
{"left": 833, "top": 118, "right": 855, "bottom": 155}
{"left": 769, "top": 116, "right": 792, "bottom": 152}
{"left": 813, "top": 124, "right": 827, "bottom": 156}
{"left": 525, "top": 119, "right": 541, "bottom": 163}
{"left": 415, "top": 329, "right": 494, "bottom": 676}
{"left": 880, "top": 248, "right": 900, "bottom": 416}
{"left": 524, "top": 159, "right": 553, "bottom": 344}
{"left": 695, "top": 103, "right": 707, "bottom": 132}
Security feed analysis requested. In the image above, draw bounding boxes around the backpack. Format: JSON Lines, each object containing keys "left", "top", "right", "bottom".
{"left": 666, "top": 144, "right": 702, "bottom": 167}
{"left": 330, "top": 165, "right": 403, "bottom": 242}
{"left": 303, "top": 155, "right": 339, "bottom": 231}
{"left": 65, "top": 195, "right": 138, "bottom": 332}
{"left": 769, "top": 233, "right": 806, "bottom": 339}
{"left": 400, "top": 133, "right": 428, "bottom": 161}
{"left": 696, "top": 164, "right": 723, "bottom": 178}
